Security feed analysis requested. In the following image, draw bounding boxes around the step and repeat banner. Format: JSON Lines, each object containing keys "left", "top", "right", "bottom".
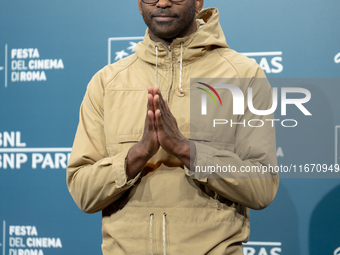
{"left": 1, "top": 0, "right": 339, "bottom": 255}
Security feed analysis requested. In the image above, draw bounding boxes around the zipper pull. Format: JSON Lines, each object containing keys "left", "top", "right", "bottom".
{"left": 168, "top": 45, "right": 172, "bottom": 60}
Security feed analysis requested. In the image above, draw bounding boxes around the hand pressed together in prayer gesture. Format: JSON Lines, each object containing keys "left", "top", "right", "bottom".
{"left": 126, "top": 87, "right": 193, "bottom": 180}
{"left": 153, "top": 87, "right": 188, "bottom": 157}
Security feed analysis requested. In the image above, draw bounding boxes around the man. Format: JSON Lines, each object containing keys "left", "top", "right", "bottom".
{"left": 67, "top": 0, "right": 279, "bottom": 254}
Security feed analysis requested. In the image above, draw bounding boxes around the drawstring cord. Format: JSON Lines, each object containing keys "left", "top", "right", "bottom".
{"left": 149, "top": 213, "right": 167, "bottom": 255}
{"left": 155, "top": 46, "right": 158, "bottom": 87}
{"left": 150, "top": 213, "right": 154, "bottom": 255}
{"left": 177, "top": 42, "right": 184, "bottom": 96}
{"left": 163, "top": 213, "right": 167, "bottom": 255}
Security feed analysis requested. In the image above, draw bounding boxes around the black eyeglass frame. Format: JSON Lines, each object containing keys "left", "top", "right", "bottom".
{"left": 141, "top": 0, "right": 185, "bottom": 4}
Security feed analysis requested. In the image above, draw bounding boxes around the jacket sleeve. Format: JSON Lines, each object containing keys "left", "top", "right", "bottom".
{"left": 67, "top": 72, "right": 141, "bottom": 214}
{"left": 189, "top": 68, "right": 279, "bottom": 210}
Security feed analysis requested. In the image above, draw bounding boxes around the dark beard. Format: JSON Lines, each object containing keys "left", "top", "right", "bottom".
{"left": 143, "top": 4, "right": 196, "bottom": 40}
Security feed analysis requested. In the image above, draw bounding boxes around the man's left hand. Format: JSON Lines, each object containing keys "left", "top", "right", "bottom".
{"left": 151, "top": 87, "right": 192, "bottom": 168}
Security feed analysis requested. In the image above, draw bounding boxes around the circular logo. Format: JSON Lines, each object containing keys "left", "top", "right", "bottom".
{"left": 335, "top": 52, "right": 340, "bottom": 64}
{"left": 334, "top": 247, "right": 340, "bottom": 255}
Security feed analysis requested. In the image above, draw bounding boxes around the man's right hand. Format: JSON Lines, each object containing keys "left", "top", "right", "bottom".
{"left": 126, "top": 87, "right": 160, "bottom": 180}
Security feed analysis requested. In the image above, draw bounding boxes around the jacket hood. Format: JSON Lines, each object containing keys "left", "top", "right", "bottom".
{"left": 135, "top": 7, "right": 229, "bottom": 65}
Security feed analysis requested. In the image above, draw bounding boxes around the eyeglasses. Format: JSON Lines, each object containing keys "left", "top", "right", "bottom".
{"left": 141, "top": 0, "right": 185, "bottom": 4}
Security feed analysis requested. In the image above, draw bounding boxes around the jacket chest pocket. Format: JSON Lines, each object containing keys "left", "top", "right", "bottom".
{"left": 104, "top": 89, "right": 147, "bottom": 155}
{"left": 190, "top": 88, "right": 238, "bottom": 151}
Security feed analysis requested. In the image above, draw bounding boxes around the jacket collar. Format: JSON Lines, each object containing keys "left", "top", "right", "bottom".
{"left": 135, "top": 7, "right": 229, "bottom": 65}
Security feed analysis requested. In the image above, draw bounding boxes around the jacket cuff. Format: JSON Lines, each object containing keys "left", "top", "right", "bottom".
{"left": 186, "top": 141, "right": 215, "bottom": 183}
{"left": 109, "top": 147, "right": 141, "bottom": 189}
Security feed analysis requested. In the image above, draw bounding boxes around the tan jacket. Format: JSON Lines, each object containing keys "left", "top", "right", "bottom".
{"left": 67, "top": 8, "right": 279, "bottom": 255}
